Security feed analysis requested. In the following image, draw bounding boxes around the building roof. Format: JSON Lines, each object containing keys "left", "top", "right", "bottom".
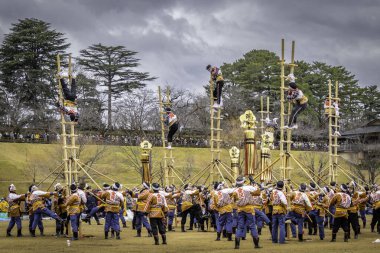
{"left": 341, "top": 119, "right": 380, "bottom": 137}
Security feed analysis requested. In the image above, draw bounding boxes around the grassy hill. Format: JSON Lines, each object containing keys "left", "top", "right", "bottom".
{"left": 0, "top": 142, "right": 370, "bottom": 196}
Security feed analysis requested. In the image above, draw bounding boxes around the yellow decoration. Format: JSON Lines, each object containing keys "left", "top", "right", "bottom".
{"left": 240, "top": 110, "right": 257, "bottom": 129}
{"left": 140, "top": 140, "right": 152, "bottom": 183}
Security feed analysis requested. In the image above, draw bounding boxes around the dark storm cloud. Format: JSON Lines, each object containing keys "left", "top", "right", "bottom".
{"left": 0, "top": 0, "right": 379, "bottom": 91}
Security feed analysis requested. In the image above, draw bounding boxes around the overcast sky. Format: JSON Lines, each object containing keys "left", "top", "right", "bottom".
{"left": 0, "top": 0, "right": 379, "bottom": 92}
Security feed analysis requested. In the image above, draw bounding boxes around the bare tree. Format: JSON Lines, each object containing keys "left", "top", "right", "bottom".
{"left": 351, "top": 150, "right": 380, "bottom": 184}
{"left": 297, "top": 152, "right": 329, "bottom": 185}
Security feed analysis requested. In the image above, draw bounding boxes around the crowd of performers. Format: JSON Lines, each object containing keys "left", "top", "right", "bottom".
{"left": 4, "top": 177, "right": 380, "bottom": 248}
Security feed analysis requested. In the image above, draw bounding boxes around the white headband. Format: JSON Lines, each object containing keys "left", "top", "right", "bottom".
{"left": 236, "top": 178, "right": 245, "bottom": 185}
{"left": 9, "top": 184, "right": 16, "bottom": 192}
{"left": 31, "top": 185, "right": 38, "bottom": 192}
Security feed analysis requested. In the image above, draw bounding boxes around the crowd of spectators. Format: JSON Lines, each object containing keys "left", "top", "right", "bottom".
{"left": 0, "top": 131, "right": 50, "bottom": 143}
{"left": 0, "top": 130, "right": 330, "bottom": 151}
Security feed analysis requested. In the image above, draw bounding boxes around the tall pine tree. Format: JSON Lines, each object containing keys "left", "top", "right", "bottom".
{"left": 78, "top": 44, "right": 156, "bottom": 129}
{"left": 0, "top": 18, "right": 69, "bottom": 130}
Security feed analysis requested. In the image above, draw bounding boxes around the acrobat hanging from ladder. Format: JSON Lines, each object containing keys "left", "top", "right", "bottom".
{"left": 56, "top": 70, "right": 79, "bottom": 122}
{"left": 284, "top": 73, "right": 308, "bottom": 129}
{"left": 164, "top": 107, "right": 179, "bottom": 149}
{"left": 206, "top": 64, "right": 224, "bottom": 110}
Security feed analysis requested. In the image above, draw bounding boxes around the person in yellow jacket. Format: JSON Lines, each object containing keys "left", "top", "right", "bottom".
{"left": 128, "top": 182, "right": 153, "bottom": 237}
{"left": 0, "top": 198, "right": 9, "bottom": 213}
{"left": 56, "top": 73, "right": 79, "bottom": 122}
{"left": 29, "top": 185, "right": 63, "bottom": 237}
{"left": 144, "top": 183, "right": 169, "bottom": 245}
{"left": 285, "top": 73, "right": 308, "bottom": 129}
{"left": 162, "top": 186, "right": 180, "bottom": 231}
{"left": 65, "top": 184, "right": 81, "bottom": 240}
{"left": 164, "top": 107, "right": 179, "bottom": 149}
{"left": 102, "top": 182, "right": 124, "bottom": 239}
{"left": 232, "top": 176, "right": 261, "bottom": 249}
{"left": 270, "top": 181, "right": 288, "bottom": 244}
{"left": 329, "top": 184, "right": 351, "bottom": 242}
{"left": 306, "top": 182, "right": 319, "bottom": 236}
{"left": 370, "top": 185, "right": 380, "bottom": 234}
{"left": 213, "top": 182, "right": 234, "bottom": 241}
{"left": 6, "top": 184, "right": 27, "bottom": 237}
{"left": 206, "top": 64, "right": 224, "bottom": 109}
{"left": 358, "top": 186, "right": 369, "bottom": 229}
{"left": 26, "top": 190, "right": 44, "bottom": 236}
{"left": 285, "top": 183, "right": 312, "bottom": 242}
{"left": 314, "top": 188, "right": 330, "bottom": 240}
{"left": 347, "top": 183, "right": 361, "bottom": 239}
{"left": 53, "top": 183, "right": 68, "bottom": 237}
{"left": 180, "top": 184, "right": 199, "bottom": 232}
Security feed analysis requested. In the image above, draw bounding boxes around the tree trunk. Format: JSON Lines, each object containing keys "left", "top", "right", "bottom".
{"left": 107, "top": 79, "right": 112, "bottom": 129}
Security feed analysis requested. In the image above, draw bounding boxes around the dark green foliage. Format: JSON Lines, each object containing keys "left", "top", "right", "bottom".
{"left": 75, "top": 73, "right": 105, "bottom": 131}
{"left": 0, "top": 18, "right": 69, "bottom": 129}
{"left": 220, "top": 49, "right": 379, "bottom": 131}
{"left": 77, "top": 44, "right": 156, "bottom": 128}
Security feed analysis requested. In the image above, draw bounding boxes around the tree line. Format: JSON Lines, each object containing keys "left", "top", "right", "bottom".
{"left": 0, "top": 18, "right": 379, "bottom": 141}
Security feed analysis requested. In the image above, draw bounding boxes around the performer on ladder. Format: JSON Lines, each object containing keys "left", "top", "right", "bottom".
{"left": 56, "top": 71, "right": 79, "bottom": 122}
{"left": 164, "top": 107, "right": 178, "bottom": 149}
{"left": 324, "top": 98, "right": 341, "bottom": 136}
{"left": 285, "top": 73, "right": 308, "bottom": 129}
{"left": 206, "top": 64, "right": 224, "bottom": 109}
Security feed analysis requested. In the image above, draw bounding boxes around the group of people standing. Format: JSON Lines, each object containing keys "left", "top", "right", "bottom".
{"left": 4, "top": 178, "right": 380, "bottom": 249}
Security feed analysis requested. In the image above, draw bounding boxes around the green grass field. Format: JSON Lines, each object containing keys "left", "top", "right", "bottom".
{"left": 0, "top": 219, "right": 379, "bottom": 253}
{"left": 0, "top": 143, "right": 379, "bottom": 253}
{"left": 0, "top": 142, "right": 371, "bottom": 196}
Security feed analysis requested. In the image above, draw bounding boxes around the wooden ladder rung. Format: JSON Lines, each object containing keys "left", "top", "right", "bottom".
{"left": 57, "top": 75, "right": 70, "bottom": 79}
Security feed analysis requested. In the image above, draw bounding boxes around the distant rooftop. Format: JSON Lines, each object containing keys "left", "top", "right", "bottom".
{"left": 341, "top": 119, "right": 380, "bottom": 137}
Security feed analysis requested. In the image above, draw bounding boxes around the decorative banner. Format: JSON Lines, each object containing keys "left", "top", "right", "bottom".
{"left": 240, "top": 110, "right": 257, "bottom": 176}
{"left": 260, "top": 125, "right": 275, "bottom": 181}
{"left": 229, "top": 146, "right": 240, "bottom": 180}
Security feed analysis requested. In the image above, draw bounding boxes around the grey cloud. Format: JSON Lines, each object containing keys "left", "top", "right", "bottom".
{"left": 0, "top": 0, "right": 379, "bottom": 90}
